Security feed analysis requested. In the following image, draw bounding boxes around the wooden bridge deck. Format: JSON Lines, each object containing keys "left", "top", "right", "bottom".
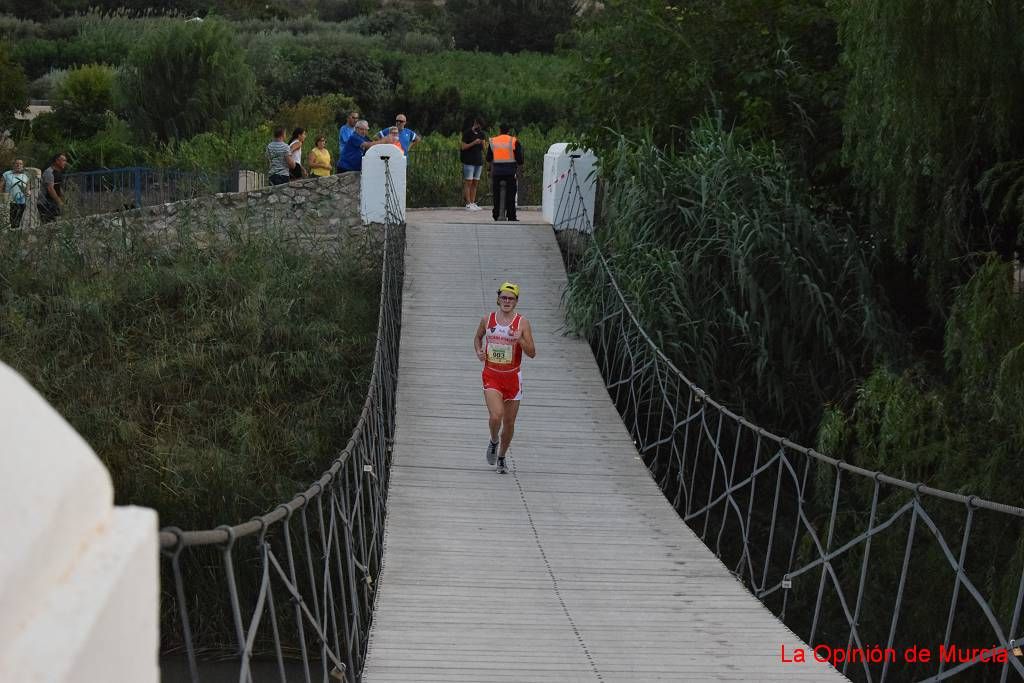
{"left": 362, "top": 209, "right": 845, "bottom": 681}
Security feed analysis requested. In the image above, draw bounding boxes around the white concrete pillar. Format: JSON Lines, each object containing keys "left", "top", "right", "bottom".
{"left": 361, "top": 145, "right": 407, "bottom": 224}
{"left": 542, "top": 144, "right": 598, "bottom": 231}
{"left": 0, "top": 362, "right": 159, "bottom": 683}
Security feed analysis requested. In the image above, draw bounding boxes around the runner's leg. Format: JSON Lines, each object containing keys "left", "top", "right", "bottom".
{"left": 484, "top": 389, "right": 504, "bottom": 443}
{"left": 499, "top": 399, "right": 520, "bottom": 458}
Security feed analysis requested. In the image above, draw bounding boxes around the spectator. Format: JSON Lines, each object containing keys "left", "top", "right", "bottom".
{"left": 1, "top": 158, "right": 30, "bottom": 228}
{"left": 266, "top": 127, "right": 295, "bottom": 186}
{"left": 379, "top": 113, "right": 419, "bottom": 155}
{"left": 486, "top": 123, "right": 523, "bottom": 222}
{"left": 385, "top": 127, "right": 404, "bottom": 153}
{"left": 38, "top": 152, "right": 68, "bottom": 224}
{"left": 338, "top": 110, "right": 359, "bottom": 159}
{"left": 289, "top": 127, "right": 307, "bottom": 180}
{"left": 308, "top": 136, "right": 332, "bottom": 178}
{"left": 460, "top": 116, "right": 486, "bottom": 211}
{"left": 338, "top": 120, "right": 388, "bottom": 173}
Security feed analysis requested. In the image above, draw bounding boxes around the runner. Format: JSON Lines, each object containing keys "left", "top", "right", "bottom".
{"left": 474, "top": 282, "right": 536, "bottom": 474}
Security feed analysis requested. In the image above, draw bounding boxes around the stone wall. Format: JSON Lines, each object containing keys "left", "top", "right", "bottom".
{"left": 70, "top": 172, "right": 363, "bottom": 240}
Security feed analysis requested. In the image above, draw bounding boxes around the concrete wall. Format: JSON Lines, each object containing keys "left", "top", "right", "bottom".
{"left": 0, "top": 362, "right": 159, "bottom": 683}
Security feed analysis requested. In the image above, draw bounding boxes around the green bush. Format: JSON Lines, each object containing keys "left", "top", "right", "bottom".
{"left": 242, "top": 30, "right": 389, "bottom": 112}
{"left": 0, "top": 15, "right": 45, "bottom": 40}
{"left": 275, "top": 93, "right": 360, "bottom": 132}
{"left": 121, "top": 18, "right": 256, "bottom": 141}
{"left": 0, "top": 41, "right": 29, "bottom": 126}
{"left": 394, "top": 50, "right": 575, "bottom": 133}
{"left": 28, "top": 68, "right": 68, "bottom": 100}
{"left": 10, "top": 37, "right": 61, "bottom": 80}
{"left": 148, "top": 125, "right": 270, "bottom": 173}
{"left": 446, "top": 0, "right": 576, "bottom": 53}
{"left": 65, "top": 115, "right": 142, "bottom": 169}
{"left": 52, "top": 63, "right": 118, "bottom": 139}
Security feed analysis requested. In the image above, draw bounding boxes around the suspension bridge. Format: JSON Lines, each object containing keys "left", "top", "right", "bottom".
{"left": 357, "top": 207, "right": 842, "bottom": 681}
{"left": 26, "top": 153, "right": 1020, "bottom": 682}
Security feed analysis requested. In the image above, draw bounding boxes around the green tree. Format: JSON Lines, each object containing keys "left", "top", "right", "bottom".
{"left": 571, "top": 0, "right": 842, "bottom": 182}
{"left": 120, "top": 19, "right": 256, "bottom": 142}
{"left": 446, "top": 0, "right": 577, "bottom": 53}
{"left": 839, "top": 1, "right": 1024, "bottom": 313}
{"left": 52, "top": 63, "right": 117, "bottom": 139}
{"left": 0, "top": 42, "right": 29, "bottom": 127}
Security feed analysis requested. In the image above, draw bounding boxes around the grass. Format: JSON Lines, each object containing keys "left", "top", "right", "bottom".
{"left": 0, "top": 215, "right": 381, "bottom": 530}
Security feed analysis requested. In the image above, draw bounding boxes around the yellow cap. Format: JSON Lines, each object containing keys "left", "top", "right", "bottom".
{"left": 497, "top": 282, "right": 520, "bottom": 298}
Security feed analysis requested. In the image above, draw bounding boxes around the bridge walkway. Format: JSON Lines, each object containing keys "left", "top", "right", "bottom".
{"left": 362, "top": 209, "right": 844, "bottom": 681}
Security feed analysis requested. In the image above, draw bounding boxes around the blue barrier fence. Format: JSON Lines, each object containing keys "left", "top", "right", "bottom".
{"left": 62, "top": 167, "right": 238, "bottom": 218}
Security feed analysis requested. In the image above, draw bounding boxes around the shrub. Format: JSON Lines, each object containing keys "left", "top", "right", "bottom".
{"left": 28, "top": 68, "right": 69, "bottom": 100}
{"left": 64, "top": 114, "right": 142, "bottom": 169}
{"left": 446, "top": 0, "right": 576, "bottom": 53}
{"left": 0, "top": 15, "right": 44, "bottom": 41}
{"left": 394, "top": 50, "right": 575, "bottom": 134}
{"left": 148, "top": 125, "right": 271, "bottom": 173}
{"left": 10, "top": 37, "right": 61, "bottom": 80}
{"left": 0, "top": 42, "right": 29, "bottom": 126}
{"left": 243, "top": 30, "right": 389, "bottom": 111}
{"left": 52, "top": 63, "right": 118, "bottom": 139}
{"left": 120, "top": 19, "right": 256, "bottom": 141}
{"left": 276, "top": 93, "right": 360, "bottom": 132}
{"left": 315, "top": 0, "right": 381, "bottom": 22}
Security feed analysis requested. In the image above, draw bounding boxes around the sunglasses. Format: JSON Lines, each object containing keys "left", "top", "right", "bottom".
{"left": 498, "top": 295, "right": 517, "bottom": 302}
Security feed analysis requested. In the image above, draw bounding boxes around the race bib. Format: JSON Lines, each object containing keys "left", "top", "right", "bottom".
{"left": 487, "top": 342, "right": 514, "bottom": 365}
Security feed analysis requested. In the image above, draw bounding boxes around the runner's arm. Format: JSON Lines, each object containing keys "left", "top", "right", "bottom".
{"left": 473, "top": 317, "right": 487, "bottom": 361}
{"left": 518, "top": 319, "right": 536, "bottom": 358}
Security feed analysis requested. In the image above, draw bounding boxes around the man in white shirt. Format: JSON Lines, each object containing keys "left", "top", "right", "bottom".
{"left": 1, "top": 159, "right": 29, "bottom": 228}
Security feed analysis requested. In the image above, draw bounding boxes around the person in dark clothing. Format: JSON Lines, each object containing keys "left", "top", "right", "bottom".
{"left": 38, "top": 152, "right": 68, "bottom": 223}
{"left": 486, "top": 123, "right": 524, "bottom": 221}
{"left": 461, "top": 116, "right": 486, "bottom": 211}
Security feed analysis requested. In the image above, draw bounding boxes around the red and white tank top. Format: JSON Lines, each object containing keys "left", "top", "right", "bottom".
{"left": 483, "top": 311, "right": 523, "bottom": 372}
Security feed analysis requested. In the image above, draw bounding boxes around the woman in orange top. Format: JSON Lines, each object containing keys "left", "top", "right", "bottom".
{"left": 473, "top": 282, "right": 536, "bottom": 474}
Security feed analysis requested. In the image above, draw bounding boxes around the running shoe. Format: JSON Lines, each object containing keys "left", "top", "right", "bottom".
{"left": 465, "top": 203, "right": 474, "bottom": 211}
{"left": 470, "top": 203, "right": 482, "bottom": 211}
{"left": 496, "top": 457, "right": 507, "bottom": 474}
{"left": 486, "top": 439, "right": 498, "bottom": 465}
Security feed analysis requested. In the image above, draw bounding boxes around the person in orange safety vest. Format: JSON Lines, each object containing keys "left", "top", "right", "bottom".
{"left": 486, "top": 123, "right": 524, "bottom": 221}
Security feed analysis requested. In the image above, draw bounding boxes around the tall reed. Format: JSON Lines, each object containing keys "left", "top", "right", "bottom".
{"left": 565, "top": 117, "right": 892, "bottom": 439}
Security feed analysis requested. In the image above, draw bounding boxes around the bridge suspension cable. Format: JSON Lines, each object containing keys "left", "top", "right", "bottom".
{"left": 553, "top": 155, "right": 1024, "bottom": 682}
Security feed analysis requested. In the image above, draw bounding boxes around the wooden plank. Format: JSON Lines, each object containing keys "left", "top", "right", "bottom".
{"left": 362, "top": 209, "right": 846, "bottom": 681}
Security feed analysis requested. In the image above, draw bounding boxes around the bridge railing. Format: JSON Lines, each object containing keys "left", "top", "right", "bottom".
{"left": 554, "top": 157, "right": 1024, "bottom": 683}
{"left": 158, "top": 160, "right": 405, "bottom": 683}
